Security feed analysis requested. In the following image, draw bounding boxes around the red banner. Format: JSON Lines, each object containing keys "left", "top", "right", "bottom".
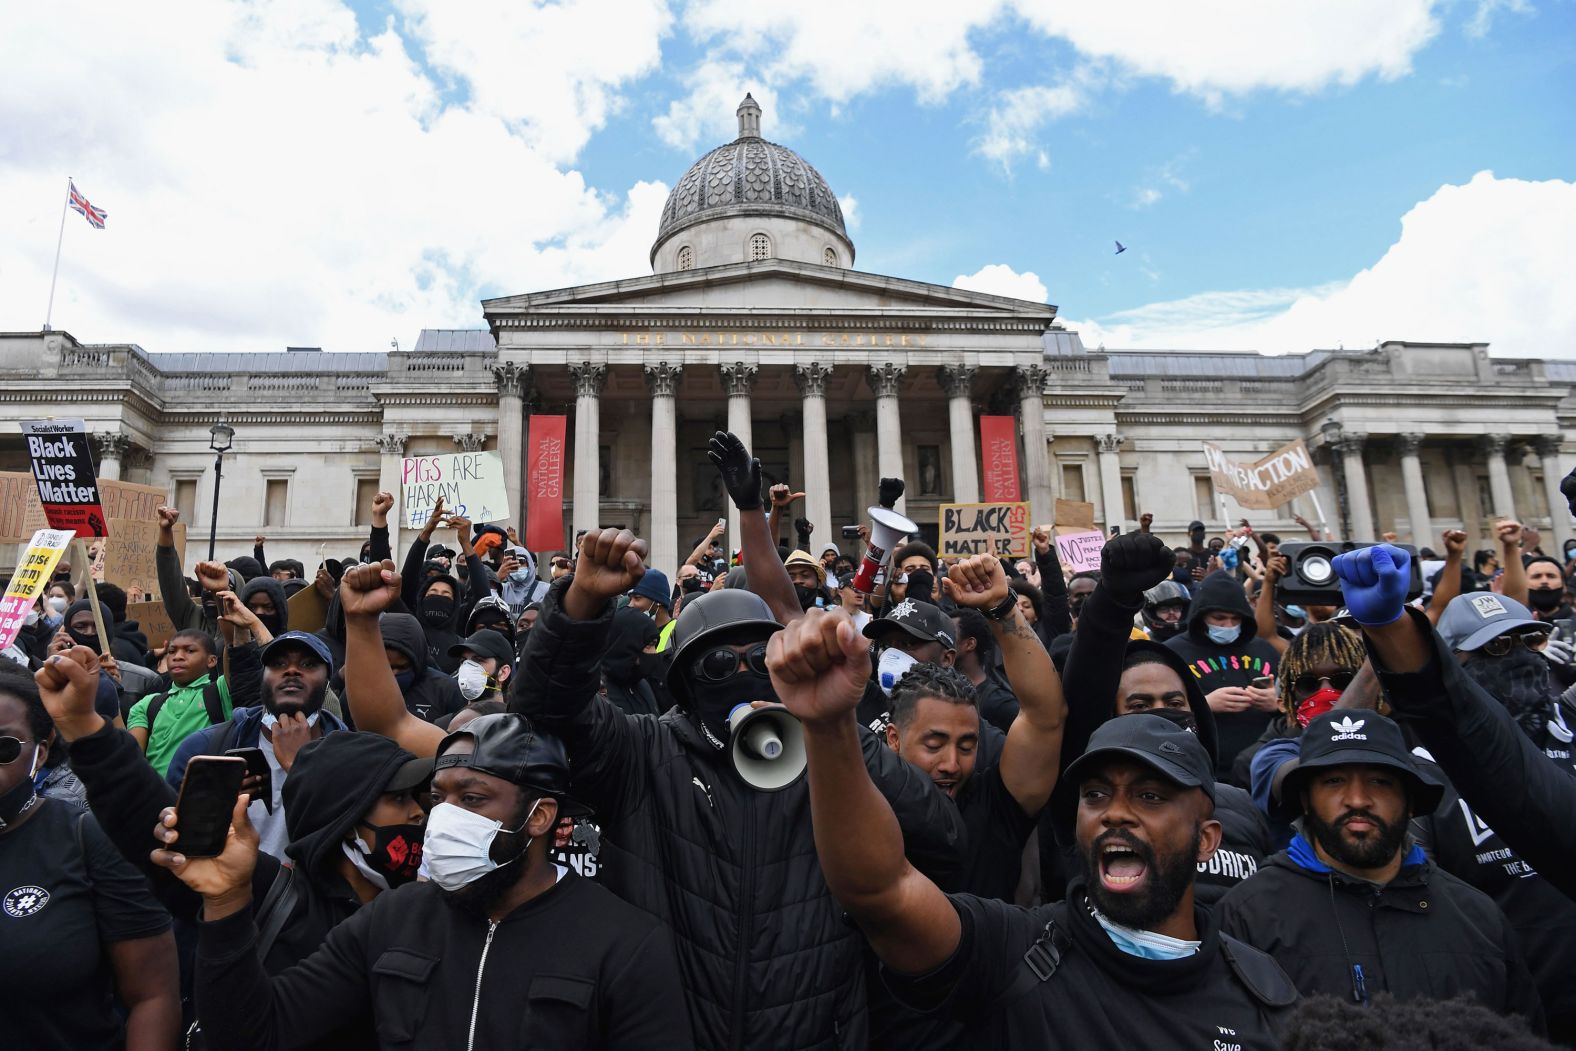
{"left": 979, "top": 416, "right": 1021, "bottom": 503}
{"left": 526, "top": 415, "right": 567, "bottom": 552}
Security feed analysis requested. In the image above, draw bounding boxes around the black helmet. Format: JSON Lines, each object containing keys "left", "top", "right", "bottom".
{"left": 665, "top": 589, "right": 783, "bottom": 702}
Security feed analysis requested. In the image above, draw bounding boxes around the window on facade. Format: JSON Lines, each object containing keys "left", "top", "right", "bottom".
{"left": 1061, "top": 463, "right": 1086, "bottom": 503}
{"left": 1121, "top": 474, "right": 1138, "bottom": 521}
{"left": 264, "top": 479, "right": 289, "bottom": 527}
{"left": 353, "top": 477, "right": 379, "bottom": 524}
{"left": 174, "top": 479, "right": 197, "bottom": 523}
{"left": 1193, "top": 476, "right": 1215, "bottom": 520}
{"left": 823, "top": 246, "right": 837, "bottom": 267}
{"left": 1476, "top": 475, "right": 1495, "bottom": 518}
{"left": 599, "top": 445, "right": 612, "bottom": 498}
{"left": 749, "top": 233, "right": 771, "bottom": 260}
{"left": 677, "top": 245, "right": 694, "bottom": 271}
{"left": 1530, "top": 472, "right": 1550, "bottom": 519}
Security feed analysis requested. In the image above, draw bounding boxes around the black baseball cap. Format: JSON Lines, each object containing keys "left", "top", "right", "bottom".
{"left": 1062, "top": 713, "right": 1216, "bottom": 804}
{"left": 863, "top": 598, "right": 957, "bottom": 650}
{"left": 434, "top": 713, "right": 591, "bottom": 816}
{"left": 448, "top": 630, "right": 516, "bottom": 669}
{"left": 1277, "top": 710, "right": 1443, "bottom": 818}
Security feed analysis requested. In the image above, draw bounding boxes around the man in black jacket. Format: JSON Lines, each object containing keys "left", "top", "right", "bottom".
{"left": 380, "top": 612, "right": 466, "bottom": 723}
{"left": 509, "top": 527, "right": 966, "bottom": 1051}
{"left": 773, "top": 608, "right": 1298, "bottom": 1047}
{"left": 1215, "top": 709, "right": 1542, "bottom": 1027}
{"left": 157, "top": 712, "right": 689, "bottom": 1050}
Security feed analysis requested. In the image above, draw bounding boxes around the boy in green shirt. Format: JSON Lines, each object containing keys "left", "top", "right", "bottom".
{"left": 127, "top": 629, "right": 233, "bottom": 775}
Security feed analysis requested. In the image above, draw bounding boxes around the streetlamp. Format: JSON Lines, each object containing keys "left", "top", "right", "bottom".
{"left": 1320, "top": 418, "right": 1351, "bottom": 541}
{"left": 207, "top": 419, "right": 235, "bottom": 560}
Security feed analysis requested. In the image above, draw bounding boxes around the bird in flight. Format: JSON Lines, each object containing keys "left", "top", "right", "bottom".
{"left": 1114, "top": 240, "right": 1127, "bottom": 255}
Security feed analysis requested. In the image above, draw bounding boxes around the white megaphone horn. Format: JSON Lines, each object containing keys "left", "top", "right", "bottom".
{"left": 728, "top": 703, "right": 807, "bottom": 792}
{"left": 851, "top": 505, "right": 918, "bottom": 594}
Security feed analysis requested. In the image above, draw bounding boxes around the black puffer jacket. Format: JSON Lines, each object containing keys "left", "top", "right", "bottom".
{"left": 511, "top": 578, "right": 967, "bottom": 1051}
{"left": 378, "top": 611, "right": 465, "bottom": 723}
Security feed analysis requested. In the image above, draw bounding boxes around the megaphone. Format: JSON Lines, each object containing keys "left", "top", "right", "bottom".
{"left": 852, "top": 505, "right": 919, "bottom": 594}
{"left": 727, "top": 703, "right": 807, "bottom": 792}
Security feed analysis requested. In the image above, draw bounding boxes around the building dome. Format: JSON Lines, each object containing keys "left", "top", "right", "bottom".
{"left": 651, "top": 94, "right": 854, "bottom": 272}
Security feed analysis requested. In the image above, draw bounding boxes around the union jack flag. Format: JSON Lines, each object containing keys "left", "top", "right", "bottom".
{"left": 68, "top": 181, "right": 107, "bottom": 229}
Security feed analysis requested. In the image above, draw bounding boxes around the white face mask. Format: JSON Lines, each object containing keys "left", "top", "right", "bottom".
{"left": 455, "top": 659, "right": 492, "bottom": 702}
{"left": 46, "top": 597, "right": 68, "bottom": 615}
{"left": 422, "top": 800, "right": 540, "bottom": 891}
{"left": 261, "top": 709, "right": 321, "bottom": 730}
{"left": 877, "top": 647, "right": 918, "bottom": 697}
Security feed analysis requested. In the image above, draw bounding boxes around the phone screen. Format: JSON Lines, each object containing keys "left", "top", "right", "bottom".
{"left": 175, "top": 756, "right": 246, "bottom": 858}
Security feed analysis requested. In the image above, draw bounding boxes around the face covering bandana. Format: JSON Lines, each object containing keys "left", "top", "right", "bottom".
{"left": 906, "top": 570, "right": 935, "bottom": 602}
{"left": 1464, "top": 647, "right": 1555, "bottom": 741}
{"left": 686, "top": 673, "right": 774, "bottom": 751}
{"left": 393, "top": 669, "right": 417, "bottom": 693}
{"left": 261, "top": 709, "right": 322, "bottom": 730}
{"left": 0, "top": 745, "right": 43, "bottom": 831}
{"left": 1206, "top": 623, "right": 1241, "bottom": 646}
{"left": 423, "top": 800, "right": 538, "bottom": 891}
{"left": 794, "top": 585, "right": 826, "bottom": 612}
{"left": 420, "top": 595, "right": 456, "bottom": 628}
{"left": 1296, "top": 686, "right": 1344, "bottom": 728}
{"left": 455, "top": 659, "right": 494, "bottom": 702}
{"left": 1528, "top": 587, "right": 1565, "bottom": 613}
{"left": 345, "top": 821, "right": 424, "bottom": 889}
{"left": 877, "top": 647, "right": 918, "bottom": 697}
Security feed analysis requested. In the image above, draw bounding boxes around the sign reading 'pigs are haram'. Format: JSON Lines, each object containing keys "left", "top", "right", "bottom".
{"left": 939, "top": 501, "right": 1030, "bottom": 559}
{"left": 400, "top": 451, "right": 510, "bottom": 529}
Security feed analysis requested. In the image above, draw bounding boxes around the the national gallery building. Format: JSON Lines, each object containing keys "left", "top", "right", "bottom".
{"left": 2, "top": 96, "right": 1571, "bottom": 573}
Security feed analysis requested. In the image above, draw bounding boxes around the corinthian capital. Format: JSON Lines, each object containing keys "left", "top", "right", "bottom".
{"left": 374, "top": 433, "right": 410, "bottom": 457}
{"left": 937, "top": 364, "right": 976, "bottom": 398}
{"left": 93, "top": 431, "right": 131, "bottom": 459}
{"left": 1015, "top": 364, "right": 1048, "bottom": 400}
{"left": 644, "top": 361, "right": 684, "bottom": 398}
{"left": 793, "top": 362, "right": 833, "bottom": 398}
{"left": 570, "top": 362, "right": 607, "bottom": 399}
{"left": 491, "top": 361, "right": 529, "bottom": 398}
{"left": 866, "top": 362, "right": 907, "bottom": 398}
{"left": 720, "top": 361, "right": 758, "bottom": 397}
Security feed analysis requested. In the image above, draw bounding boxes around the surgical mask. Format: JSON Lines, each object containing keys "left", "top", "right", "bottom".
{"left": 0, "top": 745, "right": 43, "bottom": 831}
{"left": 1206, "top": 624, "right": 1241, "bottom": 646}
{"left": 507, "top": 569, "right": 530, "bottom": 585}
{"left": 46, "top": 597, "right": 68, "bottom": 615}
{"left": 345, "top": 821, "right": 424, "bottom": 889}
{"left": 455, "top": 659, "right": 493, "bottom": 702}
{"left": 1528, "top": 587, "right": 1565, "bottom": 613}
{"left": 1295, "top": 686, "right": 1344, "bottom": 727}
{"left": 23, "top": 609, "right": 38, "bottom": 628}
{"left": 423, "top": 800, "right": 539, "bottom": 891}
{"left": 1091, "top": 906, "right": 1200, "bottom": 960}
{"left": 261, "top": 709, "right": 321, "bottom": 730}
{"left": 877, "top": 647, "right": 918, "bottom": 697}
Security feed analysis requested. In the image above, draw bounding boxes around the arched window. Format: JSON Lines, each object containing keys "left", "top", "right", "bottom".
{"left": 823, "top": 246, "right": 838, "bottom": 267}
{"left": 677, "top": 245, "right": 694, "bottom": 271}
{"left": 749, "top": 233, "right": 771, "bottom": 261}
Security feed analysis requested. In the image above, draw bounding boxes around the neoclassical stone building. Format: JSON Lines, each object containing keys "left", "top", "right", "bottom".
{"left": 2, "top": 97, "right": 1572, "bottom": 574}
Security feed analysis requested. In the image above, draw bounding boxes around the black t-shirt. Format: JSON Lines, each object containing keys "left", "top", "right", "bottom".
{"left": 975, "top": 673, "right": 1020, "bottom": 734}
{"left": 958, "top": 765, "right": 1038, "bottom": 901}
{"left": 0, "top": 799, "right": 172, "bottom": 1050}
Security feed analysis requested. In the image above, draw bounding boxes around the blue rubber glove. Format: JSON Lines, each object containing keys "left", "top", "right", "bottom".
{"left": 1333, "top": 544, "right": 1411, "bottom": 627}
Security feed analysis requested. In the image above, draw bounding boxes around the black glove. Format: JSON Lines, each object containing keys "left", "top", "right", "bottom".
{"left": 1561, "top": 463, "right": 1576, "bottom": 518}
{"left": 1099, "top": 532, "right": 1175, "bottom": 606}
{"left": 708, "top": 431, "right": 762, "bottom": 510}
{"left": 878, "top": 477, "right": 905, "bottom": 509}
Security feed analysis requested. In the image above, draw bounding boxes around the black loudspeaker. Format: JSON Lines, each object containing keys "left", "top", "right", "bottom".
{"left": 1275, "top": 542, "right": 1423, "bottom": 607}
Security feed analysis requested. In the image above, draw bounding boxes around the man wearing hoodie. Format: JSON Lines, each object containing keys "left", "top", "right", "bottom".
{"left": 414, "top": 571, "right": 466, "bottom": 675}
{"left": 238, "top": 575, "right": 289, "bottom": 638}
{"left": 1164, "top": 570, "right": 1281, "bottom": 781}
{"left": 96, "top": 581, "right": 152, "bottom": 668}
{"left": 380, "top": 612, "right": 465, "bottom": 723}
{"left": 497, "top": 543, "right": 550, "bottom": 614}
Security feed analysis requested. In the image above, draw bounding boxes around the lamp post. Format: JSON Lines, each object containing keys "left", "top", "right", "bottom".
{"left": 207, "top": 419, "right": 235, "bottom": 560}
{"left": 1321, "top": 418, "right": 1351, "bottom": 541}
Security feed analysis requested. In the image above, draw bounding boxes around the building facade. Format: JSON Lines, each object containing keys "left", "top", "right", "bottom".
{"left": 2, "top": 98, "right": 1572, "bottom": 574}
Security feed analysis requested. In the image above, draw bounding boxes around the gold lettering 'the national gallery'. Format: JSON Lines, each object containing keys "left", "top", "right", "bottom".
{"left": 620, "top": 331, "right": 926, "bottom": 347}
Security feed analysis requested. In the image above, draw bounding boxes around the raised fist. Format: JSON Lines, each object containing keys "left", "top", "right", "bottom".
{"left": 1332, "top": 544, "right": 1411, "bottom": 627}
{"left": 157, "top": 506, "right": 181, "bottom": 529}
{"left": 878, "top": 477, "right": 905, "bottom": 510}
{"left": 943, "top": 555, "right": 1010, "bottom": 611}
{"left": 1100, "top": 532, "right": 1175, "bottom": 604}
{"left": 569, "top": 528, "right": 649, "bottom": 604}
{"left": 766, "top": 609, "right": 870, "bottom": 727}
{"left": 195, "top": 561, "right": 230, "bottom": 593}
{"left": 339, "top": 560, "right": 402, "bottom": 618}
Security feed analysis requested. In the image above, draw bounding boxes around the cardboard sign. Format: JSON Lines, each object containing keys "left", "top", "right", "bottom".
{"left": 401, "top": 451, "right": 510, "bottom": 530}
{"left": 97, "top": 519, "right": 185, "bottom": 600}
{"left": 124, "top": 599, "right": 178, "bottom": 652}
{"left": 1054, "top": 498, "right": 1096, "bottom": 533}
{"left": 0, "top": 472, "right": 166, "bottom": 545}
{"left": 1202, "top": 439, "right": 1320, "bottom": 512}
{"left": 939, "top": 501, "right": 1030, "bottom": 559}
{"left": 1054, "top": 529, "right": 1106, "bottom": 573}
{"left": 979, "top": 416, "right": 1021, "bottom": 502}
{"left": 287, "top": 582, "right": 329, "bottom": 634}
{"left": 21, "top": 419, "right": 107, "bottom": 538}
{"left": 0, "top": 528, "right": 75, "bottom": 650}
{"left": 526, "top": 415, "right": 567, "bottom": 552}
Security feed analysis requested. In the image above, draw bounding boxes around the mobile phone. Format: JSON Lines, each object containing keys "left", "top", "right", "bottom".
{"left": 226, "top": 747, "right": 273, "bottom": 815}
{"left": 174, "top": 755, "right": 247, "bottom": 858}
{"left": 1250, "top": 676, "right": 1274, "bottom": 689}
{"left": 841, "top": 525, "right": 861, "bottom": 539}
{"left": 1109, "top": 525, "right": 1121, "bottom": 536}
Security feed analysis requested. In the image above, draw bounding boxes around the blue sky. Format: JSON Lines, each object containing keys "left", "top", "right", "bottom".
{"left": 2, "top": 1, "right": 1573, "bottom": 356}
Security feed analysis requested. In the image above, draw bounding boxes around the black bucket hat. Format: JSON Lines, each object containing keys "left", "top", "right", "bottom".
{"left": 1277, "top": 710, "right": 1444, "bottom": 818}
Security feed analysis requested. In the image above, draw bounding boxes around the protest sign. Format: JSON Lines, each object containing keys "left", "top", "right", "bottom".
{"left": 98, "top": 518, "right": 184, "bottom": 600}
{"left": 979, "top": 417, "right": 1021, "bottom": 502}
{"left": 1054, "top": 498, "right": 1096, "bottom": 533}
{"left": 526, "top": 415, "right": 567, "bottom": 552}
{"left": 939, "top": 501, "right": 1030, "bottom": 559}
{"left": 20, "top": 419, "right": 108, "bottom": 538}
{"left": 1054, "top": 529, "right": 1106, "bottom": 573}
{"left": 1202, "top": 439, "right": 1320, "bottom": 511}
{"left": 0, "top": 473, "right": 165, "bottom": 544}
{"left": 125, "top": 599, "right": 178, "bottom": 652}
{"left": 287, "top": 581, "right": 329, "bottom": 633}
{"left": 401, "top": 450, "right": 510, "bottom": 530}
{"left": 0, "top": 528, "right": 74, "bottom": 651}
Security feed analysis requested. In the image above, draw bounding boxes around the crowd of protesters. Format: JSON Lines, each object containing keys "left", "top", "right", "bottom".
{"left": 6, "top": 427, "right": 1576, "bottom": 1049}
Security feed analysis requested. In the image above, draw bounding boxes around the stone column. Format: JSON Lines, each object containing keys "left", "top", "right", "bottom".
{"left": 569, "top": 363, "right": 606, "bottom": 538}
{"left": 1096, "top": 434, "right": 1125, "bottom": 529}
{"left": 1334, "top": 433, "right": 1374, "bottom": 537}
{"left": 794, "top": 362, "right": 834, "bottom": 537}
{"left": 938, "top": 365, "right": 979, "bottom": 503}
{"left": 1017, "top": 365, "right": 1053, "bottom": 526}
{"left": 644, "top": 362, "right": 683, "bottom": 576}
{"left": 720, "top": 362, "right": 758, "bottom": 551}
{"left": 1396, "top": 433, "right": 1432, "bottom": 548}
{"left": 490, "top": 361, "right": 528, "bottom": 525}
{"left": 374, "top": 432, "right": 409, "bottom": 550}
{"left": 93, "top": 432, "right": 130, "bottom": 481}
{"left": 867, "top": 363, "right": 908, "bottom": 515}
{"left": 1479, "top": 433, "right": 1516, "bottom": 522}
{"left": 1536, "top": 435, "right": 1570, "bottom": 547}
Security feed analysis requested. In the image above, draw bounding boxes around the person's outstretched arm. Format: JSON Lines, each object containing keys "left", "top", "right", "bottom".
{"left": 709, "top": 431, "right": 800, "bottom": 624}
{"left": 339, "top": 560, "right": 445, "bottom": 757}
{"left": 155, "top": 506, "right": 201, "bottom": 630}
{"left": 1031, "top": 527, "right": 1072, "bottom": 642}
{"left": 367, "top": 490, "right": 394, "bottom": 563}
{"left": 684, "top": 519, "right": 725, "bottom": 568}
{"left": 399, "top": 495, "right": 444, "bottom": 608}
{"left": 1426, "top": 529, "right": 1467, "bottom": 625}
{"left": 1495, "top": 519, "right": 1528, "bottom": 606}
{"left": 1254, "top": 555, "right": 1290, "bottom": 655}
{"left": 768, "top": 608, "right": 962, "bottom": 975}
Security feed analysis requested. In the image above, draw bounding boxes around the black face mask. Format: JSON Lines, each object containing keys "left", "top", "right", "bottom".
{"left": 794, "top": 585, "right": 826, "bottom": 612}
{"left": 906, "top": 570, "right": 934, "bottom": 601}
{"left": 65, "top": 625, "right": 101, "bottom": 653}
{"left": 681, "top": 578, "right": 706, "bottom": 594}
{"left": 1069, "top": 596, "right": 1089, "bottom": 619}
{"left": 0, "top": 744, "right": 42, "bottom": 831}
{"left": 1464, "top": 647, "right": 1554, "bottom": 741}
{"left": 420, "top": 596, "right": 455, "bottom": 628}
{"left": 637, "top": 652, "right": 666, "bottom": 681}
{"left": 1528, "top": 587, "right": 1565, "bottom": 613}
{"left": 359, "top": 821, "right": 424, "bottom": 887}
{"left": 686, "top": 672, "right": 775, "bottom": 752}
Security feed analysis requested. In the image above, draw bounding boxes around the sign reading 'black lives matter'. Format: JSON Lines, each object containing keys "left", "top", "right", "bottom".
{"left": 21, "top": 418, "right": 108, "bottom": 539}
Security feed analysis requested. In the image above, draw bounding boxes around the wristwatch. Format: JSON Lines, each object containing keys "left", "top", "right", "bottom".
{"left": 983, "top": 588, "right": 1019, "bottom": 621}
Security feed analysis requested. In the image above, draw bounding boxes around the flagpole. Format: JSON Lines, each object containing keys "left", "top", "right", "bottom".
{"left": 43, "top": 176, "right": 70, "bottom": 332}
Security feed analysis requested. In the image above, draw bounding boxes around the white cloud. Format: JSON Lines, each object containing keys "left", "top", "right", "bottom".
{"left": 1065, "top": 172, "right": 1576, "bottom": 357}
{"left": 1465, "top": 0, "right": 1532, "bottom": 38}
{"left": 953, "top": 263, "right": 1048, "bottom": 302}
{"left": 976, "top": 81, "right": 1088, "bottom": 172}
{"left": 652, "top": 63, "right": 793, "bottom": 152}
{"left": 1129, "top": 152, "right": 1193, "bottom": 208}
{"left": 839, "top": 194, "right": 860, "bottom": 232}
{"left": 0, "top": 0, "right": 666, "bottom": 355}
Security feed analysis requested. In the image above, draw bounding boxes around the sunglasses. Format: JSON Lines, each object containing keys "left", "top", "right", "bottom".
{"left": 692, "top": 644, "right": 770, "bottom": 683}
{"left": 1292, "top": 672, "right": 1357, "bottom": 698}
{"left": 0, "top": 736, "right": 29, "bottom": 765}
{"left": 1479, "top": 632, "right": 1548, "bottom": 658}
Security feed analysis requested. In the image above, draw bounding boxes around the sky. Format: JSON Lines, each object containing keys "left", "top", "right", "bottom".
{"left": 1, "top": 0, "right": 1573, "bottom": 358}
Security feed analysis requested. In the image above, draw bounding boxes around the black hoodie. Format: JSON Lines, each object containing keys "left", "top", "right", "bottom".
{"left": 378, "top": 611, "right": 465, "bottom": 723}
{"left": 239, "top": 575, "right": 289, "bottom": 638}
{"left": 1164, "top": 571, "right": 1280, "bottom": 780}
{"left": 415, "top": 573, "right": 464, "bottom": 674}
{"left": 602, "top": 607, "right": 662, "bottom": 716}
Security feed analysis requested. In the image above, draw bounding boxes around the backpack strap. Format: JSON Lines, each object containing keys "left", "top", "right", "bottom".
{"left": 986, "top": 909, "right": 1071, "bottom": 1012}
{"left": 1219, "top": 933, "right": 1300, "bottom": 1008}
{"left": 144, "top": 690, "right": 172, "bottom": 734}
{"left": 201, "top": 680, "right": 225, "bottom": 725}
{"left": 253, "top": 864, "right": 299, "bottom": 962}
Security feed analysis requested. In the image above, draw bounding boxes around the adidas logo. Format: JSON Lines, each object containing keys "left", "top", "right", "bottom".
{"left": 1330, "top": 716, "right": 1368, "bottom": 742}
